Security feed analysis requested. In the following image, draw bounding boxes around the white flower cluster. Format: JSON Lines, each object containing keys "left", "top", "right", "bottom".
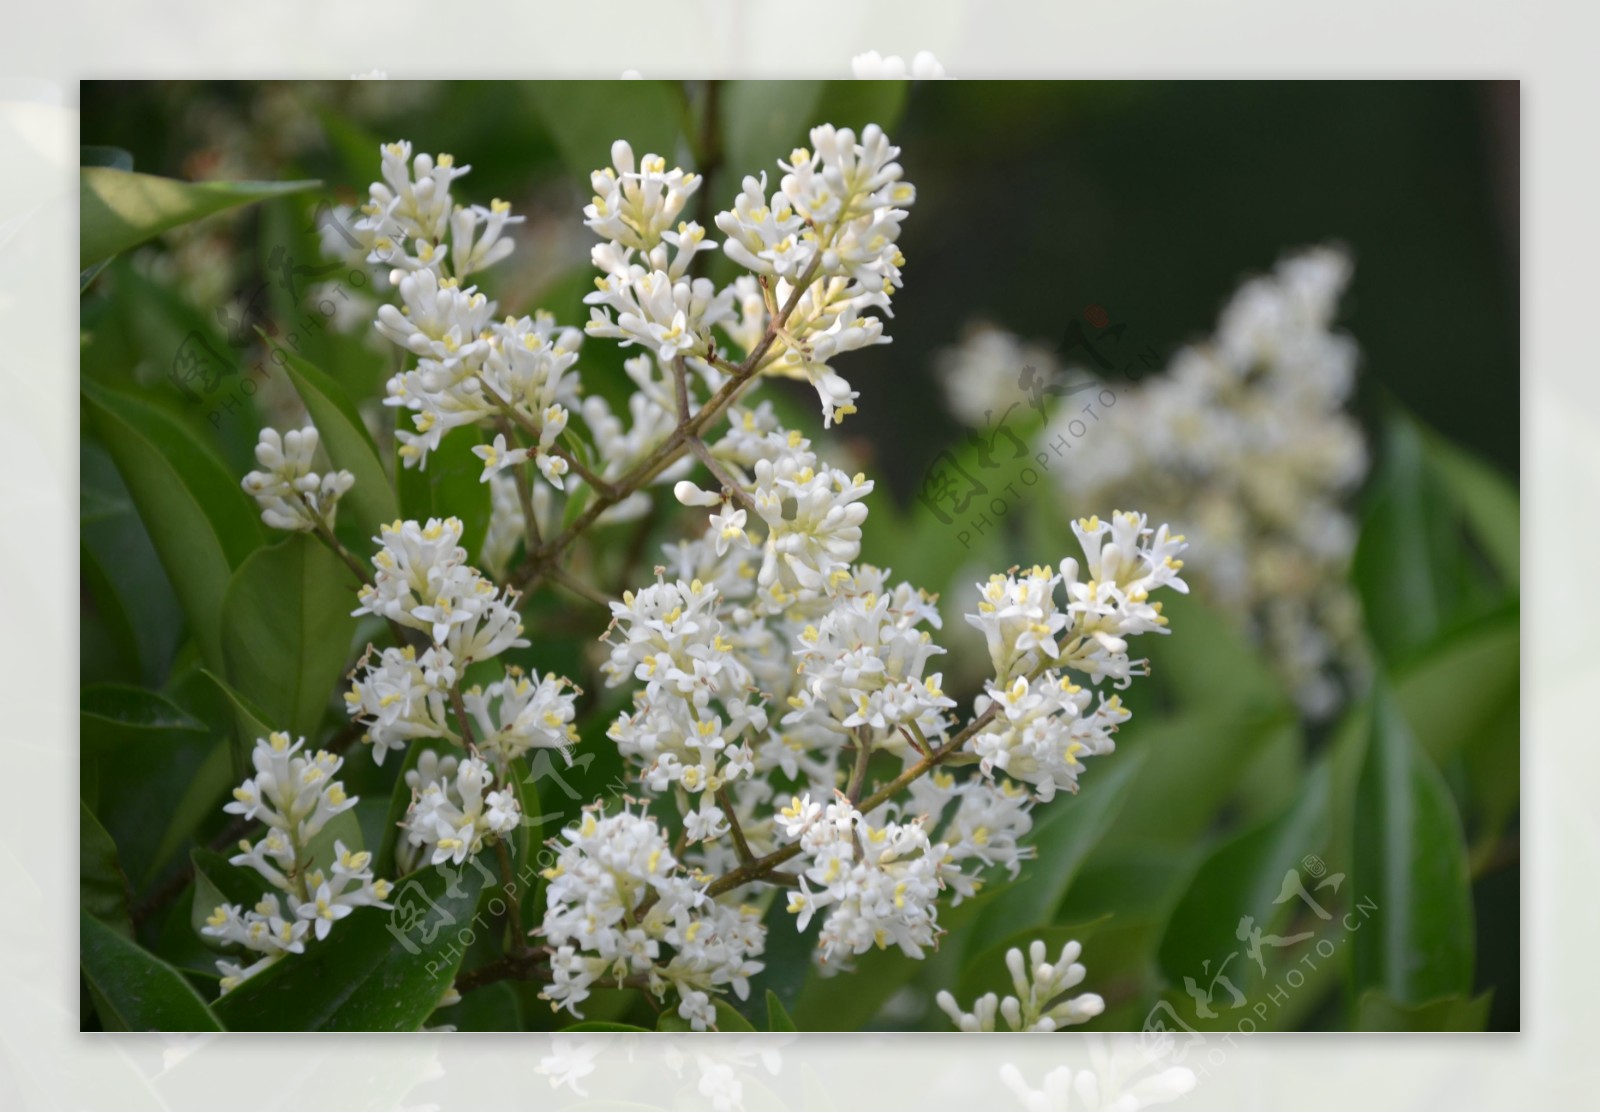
{"left": 203, "top": 732, "right": 392, "bottom": 992}
{"left": 1042, "top": 248, "right": 1368, "bottom": 715}
{"left": 965, "top": 512, "right": 1188, "bottom": 800}
{"left": 397, "top": 749, "right": 523, "bottom": 872}
{"left": 344, "top": 517, "right": 579, "bottom": 870}
{"left": 540, "top": 807, "right": 765, "bottom": 1031}
{"left": 936, "top": 939, "right": 1105, "bottom": 1032}
{"left": 778, "top": 793, "right": 947, "bottom": 962}
{"left": 240, "top": 425, "right": 354, "bottom": 532}
{"left": 714, "top": 124, "right": 917, "bottom": 424}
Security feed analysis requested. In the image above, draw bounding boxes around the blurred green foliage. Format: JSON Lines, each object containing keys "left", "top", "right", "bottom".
{"left": 78, "top": 79, "right": 1518, "bottom": 1033}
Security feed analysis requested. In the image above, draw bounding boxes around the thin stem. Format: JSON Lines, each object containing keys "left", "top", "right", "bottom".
{"left": 845, "top": 736, "right": 873, "bottom": 804}
{"left": 687, "top": 436, "right": 757, "bottom": 513}
{"left": 716, "top": 787, "right": 755, "bottom": 867}
{"left": 701, "top": 695, "right": 1008, "bottom": 900}
{"left": 498, "top": 401, "right": 618, "bottom": 499}
{"left": 508, "top": 254, "right": 822, "bottom": 593}
{"left": 494, "top": 837, "right": 530, "bottom": 950}
{"left": 548, "top": 566, "right": 612, "bottom": 609}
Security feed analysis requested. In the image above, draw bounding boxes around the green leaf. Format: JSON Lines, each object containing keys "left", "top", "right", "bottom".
{"left": 81, "top": 684, "right": 226, "bottom": 887}
{"left": 396, "top": 425, "right": 492, "bottom": 564}
{"left": 1156, "top": 763, "right": 1331, "bottom": 991}
{"left": 1355, "top": 989, "right": 1493, "bottom": 1032}
{"left": 1351, "top": 683, "right": 1475, "bottom": 1005}
{"left": 82, "top": 380, "right": 265, "bottom": 670}
{"left": 200, "top": 667, "right": 275, "bottom": 756}
{"left": 1393, "top": 604, "right": 1519, "bottom": 767}
{"left": 967, "top": 750, "right": 1146, "bottom": 956}
{"left": 213, "top": 862, "right": 487, "bottom": 1031}
{"left": 765, "top": 989, "right": 797, "bottom": 1032}
{"left": 80, "top": 166, "right": 318, "bottom": 271}
{"left": 303, "top": 808, "right": 366, "bottom": 877}
{"left": 811, "top": 81, "right": 913, "bottom": 137}
{"left": 1419, "top": 428, "right": 1519, "bottom": 583}
{"left": 527, "top": 81, "right": 686, "bottom": 184}
{"left": 377, "top": 742, "right": 432, "bottom": 878}
{"left": 720, "top": 82, "right": 824, "bottom": 184}
{"left": 220, "top": 535, "right": 360, "bottom": 739}
{"left": 80, "top": 910, "right": 224, "bottom": 1032}
{"left": 276, "top": 342, "right": 398, "bottom": 540}
{"left": 189, "top": 847, "right": 271, "bottom": 941}
{"left": 561, "top": 1020, "right": 652, "bottom": 1032}
{"left": 80, "top": 802, "right": 133, "bottom": 937}
{"left": 713, "top": 999, "right": 757, "bottom": 1032}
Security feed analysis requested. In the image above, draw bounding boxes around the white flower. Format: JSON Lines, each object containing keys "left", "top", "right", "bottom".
{"left": 401, "top": 750, "right": 523, "bottom": 870}
{"left": 540, "top": 807, "right": 765, "bottom": 1029}
{"left": 240, "top": 426, "right": 354, "bottom": 532}
{"left": 777, "top": 793, "right": 946, "bottom": 963}
{"left": 344, "top": 644, "right": 455, "bottom": 764}
{"left": 1048, "top": 247, "right": 1365, "bottom": 715}
{"left": 851, "top": 50, "right": 946, "bottom": 80}
{"left": 460, "top": 666, "right": 581, "bottom": 765}
{"left": 936, "top": 939, "right": 1104, "bottom": 1032}
{"left": 584, "top": 141, "right": 702, "bottom": 252}
{"left": 352, "top": 517, "right": 529, "bottom": 663}
{"left": 205, "top": 735, "right": 392, "bottom": 992}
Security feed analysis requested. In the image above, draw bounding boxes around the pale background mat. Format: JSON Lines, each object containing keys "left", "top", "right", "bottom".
{"left": 1, "top": 0, "right": 1587, "bottom": 1108}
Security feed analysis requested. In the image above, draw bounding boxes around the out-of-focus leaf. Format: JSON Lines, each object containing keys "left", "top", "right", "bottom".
{"left": 811, "top": 81, "right": 913, "bottom": 136}
{"left": 561, "top": 1020, "right": 652, "bottom": 1032}
{"left": 713, "top": 999, "right": 757, "bottom": 1032}
{"left": 82, "top": 379, "right": 264, "bottom": 670}
{"left": 765, "top": 989, "right": 798, "bottom": 1033}
{"left": 80, "top": 911, "right": 224, "bottom": 1032}
{"left": 967, "top": 752, "right": 1145, "bottom": 957}
{"left": 1351, "top": 683, "right": 1474, "bottom": 1004}
{"left": 81, "top": 439, "right": 184, "bottom": 687}
{"left": 81, "top": 802, "right": 132, "bottom": 937}
{"left": 220, "top": 535, "right": 360, "bottom": 739}
{"left": 437, "top": 981, "right": 524, "bottom": 1031}
{"left": 1156, "top": 764, "right": 1331, "bottom": 991}
{"left": 527, "top": 82, "right": 686, "bottom": 183}
{"left": 396, "top": 426, "right": 492, "bottom": 565}
{"left": 276, "top": 343, "right": 398, "bottom": 541}
{"left": 81, "top": 145, "right": 133, "bottom": 171}
{"left": 213, "top": 862, "right": 485, "bottom": 1031}
{"left": 1355, "top": 989, "right": 1492, "bottom": 1031}
{"left": 1394, "top": 603, "right": 1518, "bottom": 767}
{"left": 81, "top": 684, "right": 226, "bottom": 887}
{"left": 80, "top": 166, "right": 317, "bottom": 271}
{"left": 1419, "top": 428, "right": 1519, "bottom": 583}
{"left": 720, "top": 82, "right": 824, "bottom": 184}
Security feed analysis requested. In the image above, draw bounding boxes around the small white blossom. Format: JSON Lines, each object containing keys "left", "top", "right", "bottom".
{"left": 936, "top": 939, "right": 1104, "bottom": 1032}
{"left": 400, "top": 750, "right": 523, "bottom": 870}
{"left": 240, "top": 426, "right": 354, "bottom": 532}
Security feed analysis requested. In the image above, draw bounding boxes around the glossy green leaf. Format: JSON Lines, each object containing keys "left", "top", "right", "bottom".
{"left": 1355, "top": 989, "right": 1492, "bottom": 1031}
{"left": 1351, "top": 683, "right": 1475, "bottom": 1004}
{"left": 713, "top": 998, "right": 757, "bottom": 1032}
{"left": 276, "top": 342, "right": 398, "bottom": 540}
{"left": 213, "top": 862, "right": 486, "bottom": 1031}
{"left": 561, "top": 1020, "right": 651, "bottom": 1032}
{"left": 1157, "top": 763, "right": 1331, "bottom": 989}
{"left": 81, "top": 911, "right": 224, "bottom": 1032}
{"left": 220, "top": 535, "right": 359, "bottom": 739}
{"left": 82, "top": 380, "right": 264, "bottom": 670}
{"left": 80, "top": 166, "right": 318, "bottom": 271}
{"left": 81, "top": 802, "right": 132, "bottom": 937}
